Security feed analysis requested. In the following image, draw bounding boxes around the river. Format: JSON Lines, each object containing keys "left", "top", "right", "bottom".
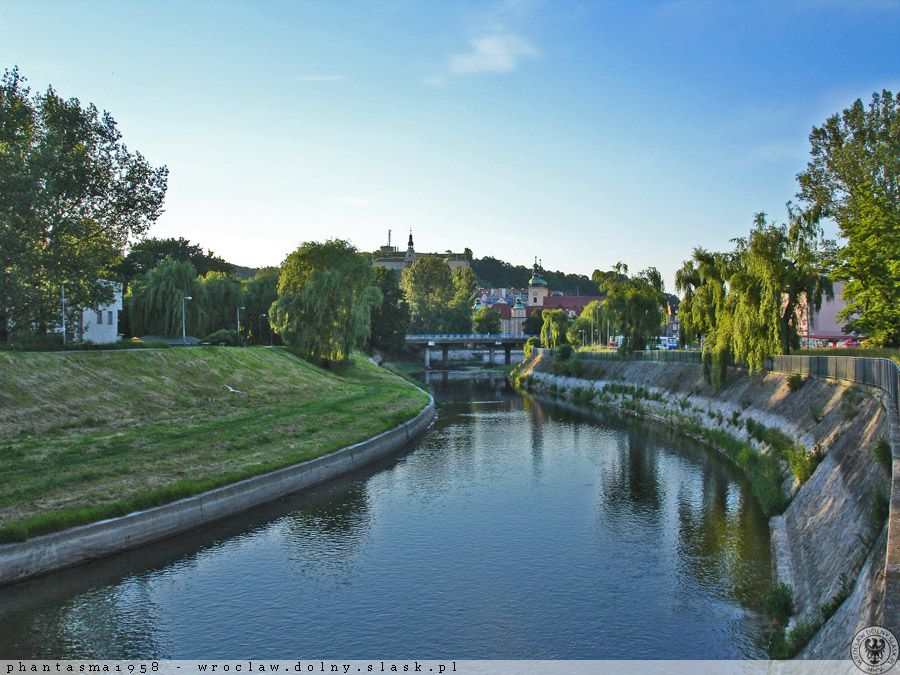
{"left": 0, "top": 370, "right": 773, "bottom": 658}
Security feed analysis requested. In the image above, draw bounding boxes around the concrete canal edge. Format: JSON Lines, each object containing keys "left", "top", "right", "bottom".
{"left": 0, "top": 392, "right": 436, "bottom": 587}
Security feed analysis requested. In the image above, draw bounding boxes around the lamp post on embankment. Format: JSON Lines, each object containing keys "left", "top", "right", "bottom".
{"left": 181, "top": 295, "right": 192, "bottom": 345}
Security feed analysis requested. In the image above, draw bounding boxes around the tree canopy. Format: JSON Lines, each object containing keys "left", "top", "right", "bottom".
{"left": 797, "top": 89, "right": 899, "bottom": 346}
{"left": 118, "top": 237, "right": 233, "bottom": 282}
{"left": 270, "top": 240, "right": 380, "bottom": 365}
{"left": 369, "top": 266, "right": 410, "bottom": 352}
{"left": 473, "top": 306, "right": 501, "bottom": 334}
{"left": 0, "top": 67, "right": 168, "bottom": 342}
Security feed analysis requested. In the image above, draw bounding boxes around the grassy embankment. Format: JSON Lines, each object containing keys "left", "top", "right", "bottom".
{"left": 0, "top": 347, "right": 430, "bottom": 543}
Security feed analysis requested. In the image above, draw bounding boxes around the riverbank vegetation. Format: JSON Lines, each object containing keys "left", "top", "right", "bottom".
{"left": 0, "top": 347, "right": 429, "bottom": 542}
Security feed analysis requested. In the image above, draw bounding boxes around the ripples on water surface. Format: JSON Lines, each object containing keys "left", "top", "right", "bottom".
{"left": 0, "top": 371, "right": 772, "bottom": 658}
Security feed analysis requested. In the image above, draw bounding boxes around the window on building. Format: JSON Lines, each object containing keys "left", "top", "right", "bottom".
{"left": 533, "top": 296, "right": 537, "bottom": 303}
{"left": 108, "top": 310, "right": 113, "bottom": 325}
{"left": 96, "top": 310, "right": 103, "bottom": 324}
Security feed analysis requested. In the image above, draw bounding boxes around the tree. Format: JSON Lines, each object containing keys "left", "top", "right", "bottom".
{"left": 473, "top": 307, "right": 501, "bottom": 334}
{"left": 522, "top": 307, "right": 544, "bottom": 336}
{"left": 566, "top": 316, "right": 592, "bottom": 347}
{"left": 369, "top": 266, "right": 410, "bottom": 352}
{"left": 269, "top": 240, "right": 379, "bottom": 365}
{"left": 0, "top": 67, "right": 168, "bottom": 342}
{"left": 675, "top": 248, "right": 733, "bottom": 386}
{"left": 118, "top": 237, "right": 233, "bottom": 281}
{"left": 729, "top": 208, "right": 833, "bottom": 371}
{"left": 400, "top": 255, "right": 453, "bottom": 332}
{"left": 446, "top": 266, "right": 478, "bottom": 333}
{"left": 198, "top": 271, "right": 243, "bottom": 338}
{"left": 540, "top": 309, "right": 569, "bottom": 349}
{"left": 127, "top": 257, "right": 201, "bottom": 337}
{"left": 241, "top": 267, "right": 279, "bottom": 345}
{"left": 593, "top": 265, "right": 662, "bottom": 353}
{"left": 797, "top": 89, "right": 899, "bottom": 346}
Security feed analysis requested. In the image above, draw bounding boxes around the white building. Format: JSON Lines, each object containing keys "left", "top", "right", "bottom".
{"left": 75, "top": 282, "right": 123, "bottom": 344}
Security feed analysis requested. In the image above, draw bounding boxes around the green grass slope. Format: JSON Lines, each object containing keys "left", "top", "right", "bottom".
{"left": 0, "top": 347, "right": 429, "bottom": 542}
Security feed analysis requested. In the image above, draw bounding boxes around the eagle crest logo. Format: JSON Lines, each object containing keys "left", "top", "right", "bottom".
{"left": 852, "top": 626, "right": 898, "bottom": 673}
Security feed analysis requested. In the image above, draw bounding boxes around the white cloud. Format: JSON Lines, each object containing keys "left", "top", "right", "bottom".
{"left": 449, "top": 34, "right": 539, "bottom": 74}
{"left": 294, "top": 75, "right": 348, "bottom": 82}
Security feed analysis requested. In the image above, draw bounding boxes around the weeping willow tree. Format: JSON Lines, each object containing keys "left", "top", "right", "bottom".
{"left": 127, "top": 257, "right": 202, "bottom": 337}
{"left": 730, "top": 209, "right": 833, "bottom": 373}
{"left": 540, "top": 309, "right": 569, "bottom": 348}
{"left": 676, "top": 207, "right": 833, "bottom": 388}
{"left": 676, "top": 248, "right": 734, "bottom": 388}
{"left": 198, "top": 271, "right": 242, "bottom": 337}
{"left": 269, "top": 240, "right": 381, "bottom": 366}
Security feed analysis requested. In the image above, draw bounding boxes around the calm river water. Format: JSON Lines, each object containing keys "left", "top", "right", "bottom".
{"left": 0, "top": 371, "right": 773, "bottom": 659}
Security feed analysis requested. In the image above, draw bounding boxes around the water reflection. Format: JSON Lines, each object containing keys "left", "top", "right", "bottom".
{"left": 0, "top": 371, "right": 772, "bottom": 659}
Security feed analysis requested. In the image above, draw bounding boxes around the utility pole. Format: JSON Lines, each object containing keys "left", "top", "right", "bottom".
{"left": 237, "top": 306, "right": 245, "bottom": 346}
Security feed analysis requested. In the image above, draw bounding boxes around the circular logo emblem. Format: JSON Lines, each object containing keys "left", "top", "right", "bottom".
{"left": 852, "top": 626, "right": 899, "bottom": 673}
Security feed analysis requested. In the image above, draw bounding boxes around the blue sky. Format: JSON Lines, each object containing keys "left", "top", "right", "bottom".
{"left": 4, "top": 0, "right": 899, "bottom": 289}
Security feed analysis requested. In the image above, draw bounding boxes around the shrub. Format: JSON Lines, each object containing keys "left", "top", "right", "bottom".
{"left": 556, "top": 343, "right": 574, "bottom": 360}
{"left": 809, "top": 402, "right": 825, "bottom": 423}
{"left": 763, "top": 582, "right": 795, "bottom": 625}
{"left": 871, "top": 489, "right": 889, "bottom": 533}
{"left": 523, "top": 336, "right": 540, "bottom": 358}
{"left": 872, "top": 436, "right": 891, "bottom": 473}
{"left": 203, "top": 329, "right": 241, "bottom": 346}
{"left": 841, "top": 387, "right": 864, "bottom": 420}
{"left": 787, "top": 373, "right": 805, "bottom": 392}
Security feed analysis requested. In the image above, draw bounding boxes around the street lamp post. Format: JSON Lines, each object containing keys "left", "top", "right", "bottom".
{"left": 260, "top": 313, "right": 269, "bottom": 346}
{"left": 182, "top": 295, "right": 192, "bottom": 345}
{"left": 61, "top": 283, "right": 68, "bottom": 346}
{"left": 237, "top": 306, "right": 245, "bottom": 346}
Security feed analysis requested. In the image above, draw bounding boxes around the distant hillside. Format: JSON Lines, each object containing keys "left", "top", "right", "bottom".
{"left": 233, "top": 265, "right": 260, "bottom": 280}
{"left": 471, "top": 256, "right": 600, "bottom": 295}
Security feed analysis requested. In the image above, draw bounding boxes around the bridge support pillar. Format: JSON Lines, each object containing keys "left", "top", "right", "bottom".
{"left": 442, "top": 345, "right": 449, "bottom": 369}
{"left": 488, "top": 346, "right": 495, "bottom": 367}
{"left": 423, "top": 347, "right": 430, "bottom": 369}
{"left": 504, "top": 346, "right": 511, "bottom": 365}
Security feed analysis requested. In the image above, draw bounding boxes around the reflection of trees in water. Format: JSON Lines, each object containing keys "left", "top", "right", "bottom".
{"left": 598, "top": 426, "right": 663, "bottom": 516}
{"left": 524, "top": 395, "right": 545, "bottom": 477}
{"left": 674, "top": 467, "right": 772, "bottom": 611}
{"left": 589, "top": 411, "right": 772, "bottom": 614}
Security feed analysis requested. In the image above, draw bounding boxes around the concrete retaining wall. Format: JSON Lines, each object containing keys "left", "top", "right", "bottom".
{"left": 0, "top": 394, "right": 436, "bottom": 587}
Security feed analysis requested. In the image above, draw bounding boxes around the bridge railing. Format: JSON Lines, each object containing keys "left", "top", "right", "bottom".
{"left": 405, "top": 334, "right": 524, "bottom": 341}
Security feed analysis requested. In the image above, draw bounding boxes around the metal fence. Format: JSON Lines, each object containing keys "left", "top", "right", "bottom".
{"left": 578, "top": 349, "right": 703, "bottom": 365}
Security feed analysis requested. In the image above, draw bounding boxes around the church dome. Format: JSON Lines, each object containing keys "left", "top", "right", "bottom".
{"left": 528, "top": 275, "right": 547, "bottom": 287}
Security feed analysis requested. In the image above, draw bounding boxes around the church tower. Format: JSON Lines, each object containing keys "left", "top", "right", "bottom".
{"left": 528, "top": 257, "right": 548, "bottom": 307}
{"left": 404, "top": 230, "right": 416, "bottom": 267}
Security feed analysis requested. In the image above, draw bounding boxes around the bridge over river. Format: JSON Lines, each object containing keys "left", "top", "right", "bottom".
{"left": 405, "top": 333, "right": 524, "bottom": 367}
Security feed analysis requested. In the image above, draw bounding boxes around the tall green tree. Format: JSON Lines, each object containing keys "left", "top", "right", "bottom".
{"left": 270, "top": 240, "right": 380, "bottom": 365}
{"left": 198, "top": 271, "right": 243, "bottom": 338}
{"left": 0, "top": 67, "right": 168, "bottom": 342}
{"left": 473, "top": 306, "right": 501, "bottom": 334}
{"left": 241, "top": 267, "right": 279, "bottom": 345}
{"left": 118, "top": 237, "right": 233, "bottom": 281}
{"left": 797, "top": 90, "right": 899, "bottom": 346}
{"left": 446, "top": 266, "right": 478, "bottom": 333}
{"left": 522, "top": 307, "right": 544, "bottom": 336}
{"left": 540, "top": 309, "right": 569, "bottom": 349}
{"left": 369, "top": 266, "right": 410, "bottom": 352}
{"left": 127, "top": 257, "right": 201, "bottom": 337}
{"left": 400, "top": 255, "right": 453, "bottom": 332}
